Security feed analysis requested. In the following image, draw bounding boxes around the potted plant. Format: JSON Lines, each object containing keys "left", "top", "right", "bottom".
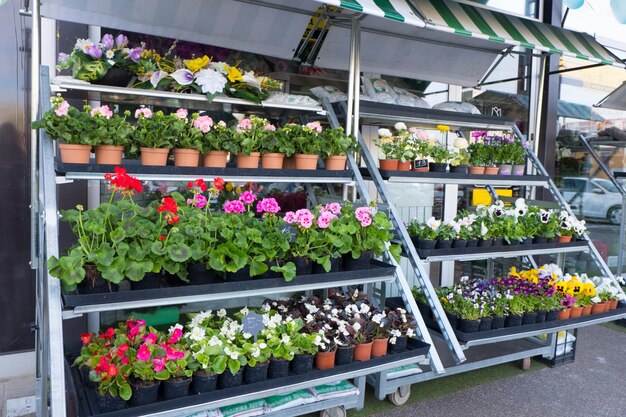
{"left": 290, "top": 331, "right": 319, "bottom": 375}
{"left": 505, "top": 294, "right": 525, "bottom": 327}
{"left": 456, "top": 297, "right": 482, "bottom": 333}
{"left": 261, "top": 317, "right": 301, "bottom": 378}
{"left": 292, "top": 121, "right": 323, "bottom": 170}
{"left": 32, "top": 94, "right": 94, "bottom": 163}
{"left": 450, "top": 137, "right": 470, "bottom": 174}
{"left": 556, "top": 211, "right": 576, "bottom": 243}
{"left": 259, "top": 123, "right": 289, "bottom": 169}
{"left": 435, "top": 221, "right": 457, "bottom": 249}
{"left": 483, "top": 141, "right": 499, "bottom": 175}
{"left": 386, "top": 308, "right": 416, "bottom": 353}
{"left": 242, "top": 338, "right": 272, "bottom": 383}
{"left": 468, "top": 134, "right": 487, "bottom": 174}
{"left": 233, "top": 116, "right": 273, "bottom": 168}
{"left": 172, "top": 110, "right": 205, "bottom": 167}
{"left": 320, "top": 127, "right": 357, "bottom": 170}
{"left": 202, "top": 120, "right": 234, "bottom": 167}
{"left": 427, "top": 143, "right": 452, "bottom": 173}
{"left": 511, "top": 140, "right": 527, "bottom": 175}
{"left": 158, "top": 325, "right": 193, "bottom": 400}
{"left": 370, "top": 312, "right": 390, "bottom": 357}
{"left": 132, "top": 109, "right": 181, "bottom": 166}
{"left": 349, "top": 318, "right": 374, "bottom": 362}
{"left": 313, "top": 330, "right": 337, "bottom": 370}
{"left": 407, "top": 217, "right": 440, "bottom": 251}
{"left": 334, "top": 322, "right": 355, "bottom": 365}
{"left": 83, "top": 105, "right": 132, "bottom": 165}
{"left": 377, "top": 128, "right": 399, "bottom": 171}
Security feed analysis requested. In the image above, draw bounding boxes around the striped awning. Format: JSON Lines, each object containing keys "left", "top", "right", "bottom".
{"left": 413, "top": 0, "right": 624, "bottom": 68}
{"left": 313, "top": 0, "right": 624, "bottom": 68}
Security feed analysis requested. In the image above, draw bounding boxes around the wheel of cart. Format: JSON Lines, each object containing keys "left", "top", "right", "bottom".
{"left": 320, "top": 405, "right": 347, "bottom": 417}
{"left": 387, "top": 384, "right": 411, "bottom": 405}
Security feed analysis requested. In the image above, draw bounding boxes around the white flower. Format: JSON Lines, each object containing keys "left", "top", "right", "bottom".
{"left": 480, "top": 222, "right": 489, "bottom": 236}
{"left": 224, "top": 347, "right": 232, "bottom": 355}
{"left": 150, "top": 70, "right": 168, "bottom": 88}
{"left": 352, "top": 322, "right": 362, "bottom": 332}
{"left": 243, "top": 332, "right": 252, "bottom": 339}
{"left": 389, "top": 337, "right": 397, "bottom": 345}
{"left": 378, "top": 128, "right": 392, "bottom": 138}
{"left": 313, "top": 335, "right": 322, "bottom": 345}
{"left": 208, "top": 336, "right": 222, "bottom": 347}
{"left": 360, "top": 304, "right": 371, "bottom": 314}
{"left": 105, "top": 50, "right": 114, "bottom": 59}
{"left": 74, "top": 38, "right": 94, "bottom": 52}
{"left": 407, "top": 328, "right": 415, "bottom": 338}
{"left": 390, "top": 329, "right": 401, "bottom": 337}
{"left": 372, "top": 313, "right": 385, "bottom": 324}
{"left": 261, "top": 303, "right": 271, "bottom": 312}
{"left": 394, "top": 122, "right": 407, "bottom": 131}
{"left": 305, "top": 303, "right": 319, "bottom": 314}
{"left": 230, "top": 351, "right": 239, "bottom": 360}
{"left": 453, "top": 137, "right": 469, "bottom": 150}
{"left": 189, "top": 327, "right": 206, "bottom": 342}
{"left": 239, "top": 307, "right": 249, "bottom": 316}
{"left": 169, "top": 323, "right": 183, "bottom": 333}
{"left": 282, "top": 335, "right": 290, "bottom": 344}
{"left": 323, "top": 304, "right": 331, "bottom": 311}
{"left": 259, "top": 343, "right": 267, "bottom": 349}
{"left": 426, "top": 217, "right": 441, "bottom": 230}
{"left": 195, "top": 68, "right": 228, "bottom": 94}
{"left": 170, "top": 68, "right": 194, "bottom": 86}
{"left": 217, "top": 309, "right": 227, "bottom": 318}
{"left": 209, "top": 61, "right": 229, "bottom": 74}
{"left": 305, "top": 314, "right": 314, "bottom": 323}
{"left": 242, "top": 71, "right": 262, "bottom": 91}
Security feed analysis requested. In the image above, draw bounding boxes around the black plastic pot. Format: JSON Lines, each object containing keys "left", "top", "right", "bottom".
{"left": 244, "top": 362, "right": 269, "bottom": 384}
{"left": 188, "top": 263, "right": 223, "bottom": 285}
{"left": 449, "top": 164, "right": 468, "bottom": 174}
{"left": 478, "top": 238, "right": 493, "bottom": 247}
{"left": 191, "top": 371, "right": 218, "bottom": 394}
{"left": 417, "top": 239, "right": 436, "bottom": 250}
{"left": 389, "top": 335, "right": 408, "bottom": 353}
{"left": 445, "top": 310, "right": 459, "bottom": 330}
{"left": 93, "top": 67, "right": 134, "bottom": 87}
{"left": 521, "top": 237, "right": 533, "bottom": 245}
{"left": 268, "top": 358, "right": 290, "bottom": 379}
{"left": 80, "top": 367, "right": 98, "bottom": 388}
{"left": 545, "top": 309, "right": 558, "bottom": 322}
{"left": 459, "top": 318, "right": 481, "bottom": 333}
{"left": 521, "top": 312, "right": 538, "bottom": 325}
{"left": 491, "top": 316, "right": 505, "bottom": 329}
{"left": 161, "top": 377, "right": 191, "bottom": 400}
{"left": 429, "top": 162, "right": 448, "bottom": 172}
{"left": 226, "top": 266, "right": 251, "bottom": 282}
{"left": 417, "top": 302, "right": 431, "bottom": 318}
{"left": 162, "top": 273, "right": 186, "bottom": 287}
{"left": 452, "top": 239, "right": 467, "bottom": 248}
{"left": 466, "top": 239, "right": 478, "bottom": 248}
{"left": 343, "top": 251, "right": 373, "bottom": 271}
{"left": 219, "top": 369, "right": 243, "bottom": 389}
{"left": 79, "top": 264, "right": 118, "bottom": 294}
{"left": 535, "top": 310, "right": 548, "bottom": 324}
{"left": 129, "top": 380, "right": 160, "bottom": 407}
{"left": 130, "top": 272, "right": 162, "bottom": 290}
{"left": 506, "top": 239, "right": 521, "bottom": 246}
{"left": 291, "top": 354, "right": 314, "bottom": 374}
{"left": 96, "top": 392, "right": 126, "bottom": 413}
{"left": 478, "top": 317, "right": 493, "bottom": 332}
{"left": 293, "top": 257, "right": 314, "bottom": 275}
{"left": 505, "top": 314, "right": 523, "bottom": 327}
{"left": 312, "top": 257, "right": 342, "bottom": 274}
{"left": 533, "top": 236, "right": 548, "bottom": 244}
{"left": 546, "top": 237, "right": 556, "bottom": 244}
{"left": 493, "top": 237, "right": 504, "bottom": 246}
{"left": 259, "top": 261, "right": 283, "bottom": 279}
{"left": 435, "top": 239, "right": 452, "bottom": 249}
{"left": 335, "top": 346, "right": 354, "bottom": 365}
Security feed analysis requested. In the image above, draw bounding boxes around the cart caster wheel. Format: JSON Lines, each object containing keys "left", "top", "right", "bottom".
{"left": 521, "top": 357, "right": 532, "bottom": 371}
{"left": 387, "top": 385, "right": 411, "bottom": 405}
{"left": 320, "top": 406, "right": 346, "bottom": 417}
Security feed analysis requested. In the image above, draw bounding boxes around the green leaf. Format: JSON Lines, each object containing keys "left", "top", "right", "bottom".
{"left": 388, "top": 244, "right": 401, "bottom": 263}
{"left": 227, "top": 359, "right": 241, "bottom": 375}
{"left": 167, "top": 243, "right": 191, "bottom": 263}
{"left": 93, "top": 243, "right": 114, "bottom": 266}
{"left": 250, "top": 259, "right": 268, "bottom": 277}
{"left": 110, "top": 227, "right": 126, "bottom": 244}
{"left": 154, "top": 370, "right": 170, "bottom": 380}
{"left": 101, "top": 257, "right": 125, "bottom": 284}
{"left": 151, "top": 241, "right": 167, "bottom": 256}
{"left": 124, "top": 259, "right": 153, "bottom": 282}
{"left": 118, "top": 383, "right": 132, "bottom": 401}
{"left": 213, "top": 356, "right": 226, "bottom": 375}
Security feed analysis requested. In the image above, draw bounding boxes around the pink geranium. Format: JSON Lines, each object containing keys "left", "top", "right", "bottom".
{"left": 54, "top": 100, "right": 69, "bottom": 117}
{"left": 284, "top": 211, "right": 296, "bottom": 224}
{"left": 257, "top": 198, "right": 281, "bottom": 214}
{"left": 135, "top": 107, "right": 153, "bottom": 119}
{"left": 187, "top": 194, "right": 207, "bottom": 209}
{"left": 316, "top": 211, "right": 336, "bottom": 229}
{"left": 236, "top": 118, "right": 252, "bottom": 132}
{"left": 194, "top": 115, "right": 214, "bottom": 133}
{"left": 324, "top": 203, "right": 341, "bottom": 215}
{"left": 175, "top": 108, "right": 188, "bottom": 119}
{"left": 224, "top": 200, "right": 245, "bottom": 214}
{"left": 305, "top": 121, "right": 323, "bottom": 133}
{"left": 240, "top": 190, "right": 257, "bottom": 205}
{"left": 264, "top": 124, "right": 276, "bottom": 131}
{"left": 90, "top": 105, "right": 113, "bottom": 119}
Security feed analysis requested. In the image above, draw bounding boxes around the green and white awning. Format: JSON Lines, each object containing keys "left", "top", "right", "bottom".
{"left": 414, "top": 0, "right": 624, "bottom": 68}
{"left": 314, "top": 0, "right": 624, "bottom": 68}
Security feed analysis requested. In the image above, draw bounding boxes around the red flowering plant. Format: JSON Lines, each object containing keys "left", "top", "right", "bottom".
{"left": 48, "top": 167, "right": 145, "bottom": 291}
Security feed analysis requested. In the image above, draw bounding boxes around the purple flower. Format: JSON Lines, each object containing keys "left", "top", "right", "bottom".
{"left": 86, "top": 45, "right": 102, "bottom": 59}
{"left": 57, "top": 52, "right": 69, "bottom": 64}
{"left": 115, "top": 34, "right": 128, "bottom": 48}
{"left": 101, "top": 34, "right": 114, "bottom": 50}
{"left": 522, "top": 141, "right": 531, "bottom": 149}
{"left": 129, "top": 47, "right": 142, "bottom": 62}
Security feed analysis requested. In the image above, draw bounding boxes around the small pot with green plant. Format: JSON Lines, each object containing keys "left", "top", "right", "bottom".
{"left": 377, "top": 128, "right": 399, "bottom": 171}
{"left": 291, "top": 121, "right": 324, "bottom": 170}
{"left": 468, "top": 140, "right": 487, "bottom": 174}
{"left": 171, "top": 110, "right": 205, "bottom": 167}
{"left": 435, "top": 221, "right": 457, "bottom": 249}
{"left": 483, "top": 141, "right": 499, "bottom": 175}
{"left": 259, "top": 123, "right": 289, "bottom": 169}
{"left": 450, "top": 137, "right": 470, "bottom": 174}
{"left": 82, "top": 104, "right": 132, "bottom": 165}
{"left": 232, "top": 116, "right": 273, "bottom": 168}
{"left": 427, "top": 143, "right": 452, "bottom": 173}
{"left": 202, "top": 120, "right": 235, "bottom": 168}
{"left": 320, "top": 127, "right": 358, "bottom": 170}
{"left": 132, "top": 108, "right": 183, "bottom": 166}
{"left": 407, "top": 217, "right": 440, "bottom": 251}
{"left": 457, "top": 297, "right": 482, "bottom": 333}
{"left": 505, "top": 295, "right": 526, "bottom": 327}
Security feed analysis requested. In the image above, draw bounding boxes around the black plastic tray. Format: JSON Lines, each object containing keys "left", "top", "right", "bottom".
{"left": 68, "top": 338, "right": 430, "bottom": 417}
{"left": 55, "top": 159, "right": 353, "bottom": 180}
{"left": 62, "top": 260, "right": 396, "bottom": 309}
{"left": 410, "top": 240, "right": 588, "bottom": 259}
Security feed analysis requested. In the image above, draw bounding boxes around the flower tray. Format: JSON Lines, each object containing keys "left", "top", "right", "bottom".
{"left": 66, "top": 338, "right": 430, "bottom": 417}
{"left": 62, "top": 260, "right": 396, "bottom": 311}
{"left": 405, "top": 240, "right": 588, "bottom": 260}
{"left": 55, "top": 159, "right": 353, "bottom": 181}
{"left": 360, "top": 167, "right": 549, "bottom": 184}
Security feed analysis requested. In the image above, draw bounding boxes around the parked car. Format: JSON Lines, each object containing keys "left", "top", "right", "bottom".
{"left": 560, "top": 177, "right": 624, "bottom": 225}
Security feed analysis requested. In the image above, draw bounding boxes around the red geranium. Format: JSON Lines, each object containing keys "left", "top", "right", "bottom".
{"left": 187, "top": 179, "right": 207, "bottom": 192}
{"left": 158, "top": 197, "right": 178, "bottom": 214}
{"left": 213, "top": 177, "right": 225, "bottom": 191}
{"left": 105, "top": 166, "right": 143, "bottom": 195}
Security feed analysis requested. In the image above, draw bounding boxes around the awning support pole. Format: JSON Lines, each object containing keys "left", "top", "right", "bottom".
{"left": 547, "top": 63, "right": 604, "bottom": 75}
{"left": 476, "top": 47, "right": 514, "bottom": 88}
{"left": 30, "top": 0, "right": 40, "bottom": 271}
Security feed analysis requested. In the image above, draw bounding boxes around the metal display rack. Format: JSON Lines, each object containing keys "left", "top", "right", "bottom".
{"left": 321, "top": 98, "right": 626, "bottom": 404}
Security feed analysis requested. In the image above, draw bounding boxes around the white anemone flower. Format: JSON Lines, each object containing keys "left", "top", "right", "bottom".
{"left": 195, "top": 68, "right": 228, "bottom": 94}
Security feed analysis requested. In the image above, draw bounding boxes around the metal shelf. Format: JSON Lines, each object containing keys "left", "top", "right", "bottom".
{"left": 366, "top": 169, "right": 549, "bottom": 186}
{"left": 51, "top": 80, "right": 326, "bottom": 115}
{"left": 55, "top": 160, "right": 355, "bottom": 185}
{"left": 61, "top": 261, "right": 396, "bottom": 318}
{"left": 354, "top": 100, "right": 515, "bottom": 131}
{"left": 419, "top": 242, "right": 589, "bottom": 263}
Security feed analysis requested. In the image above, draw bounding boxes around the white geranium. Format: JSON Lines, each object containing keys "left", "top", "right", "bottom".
{"left": 195, "top": 68, "right": 228, "bottom": 94}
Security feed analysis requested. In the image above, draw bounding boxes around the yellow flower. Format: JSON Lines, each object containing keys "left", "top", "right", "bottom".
{"left": 566, "top": 279, "right": 582, "bottom": 296}
{"left": 440, "top": 297, "right": 448, "bottom": 304}
{"left": 235, "top": 186, "right": 242, "bottom": 195}
{"left": 185, "top": 55, "right": 210, "bottom": 73}
{"left": 436, "top": 124, "right": 451, "bottom": 132}
{"left": 225, "top": 182, "right": 234, "bottom": 192}
{"left": 227, "top": 65, "right": 243, "bottom": 83}
{"left": 582, "top": 282, "right": 596, "bottom": 297}
{"left": 554, "top": 281, "right": 566, "bottom": 293}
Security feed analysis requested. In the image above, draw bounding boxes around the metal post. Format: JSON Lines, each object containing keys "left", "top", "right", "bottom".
{"left": 30, "top": 0, "right": 41, "bottom": 270}
{"left": 345, "top": 16, "right": 356, "bottom": 135}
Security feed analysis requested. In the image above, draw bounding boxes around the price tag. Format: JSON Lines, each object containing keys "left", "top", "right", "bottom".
{"left": 414, "top": 159, "right": 428, "bottom": 169}
{"left": 242, "top": 312, "right": 265, "bottom": 340}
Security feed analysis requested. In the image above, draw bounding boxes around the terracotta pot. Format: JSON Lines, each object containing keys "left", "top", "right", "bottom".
{"left": 324, "top": 155, "right": 347, "bottom": 171}
{"left": 603, "top": 301, "right": 611, "bottom": 312}
{"left": 140, "top": 147, "right": 169, "bottom": 166}
{"left": 591, "top": 303, "right": 605, "bottom": 314}
{"left": 581, "top": 305, "right": 592, "bottom": 316}
{"left": 609, "top": 299, "right": 619, "bottom": 310}
{"left": 371, "top": 338, "right": 389, "bottom": 358}
{"left": 569, "top": 306, "right": 583, "bottom": 318}
{"left": 261, "top": 153, "right": 285, "bottom": 169}
{"left": 294, "top": 153, "right": 319, "bottom": 170}
{"left": 379, "top": 159, "right": 399, "bottom": 171}
{"left": 413, "top": 167, "right": 429, "bottom": 172}
{"left": 203, "top": 150, "right": 228, "bottom": 168}
{"left": 173, "top": 148, "right": 200, "bottom": 167}
{"left": 397, "top": 161, "right": 411, "bottom": 171}
{"left": 58, "top": 143, "right": 92, "bottom": 164}
{"left": 315, "top": 351, "right": 336, "bottom": 370}
{"left": 557, "top": 235, "right": 573, "bottom": 243}
{"left": 353, "top": 342, "right": 373, "bottom": 361}
{"left": 484, "top": 166, "right": 499, "bottom": 175}
{"left": 557, "top": 308, "right": 571, "bottom": 320}
{"left": 468, "top": 166, "right": 485, "bottom": 175}
{"left": 283, "top": 156, "right": 297, "bottom": 170}
{"left": 95, "top": 145, "right": 123, "bottom": 165}
{"left": 237, "top": 152, "right": 260, "bottom": 169}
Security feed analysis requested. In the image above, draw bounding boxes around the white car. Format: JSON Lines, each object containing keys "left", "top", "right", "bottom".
{"left": 561, "top": 177, "right": 624, "bottom": 225}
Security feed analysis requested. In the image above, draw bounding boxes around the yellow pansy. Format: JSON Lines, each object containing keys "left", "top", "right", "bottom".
{"left": 227, "top": 65, "right": 243, "bottom": 83}
{"left": 235, "top": 186, "right": 242, "bottom": 195}
{"left": 436, "top": 124, "right": 451, "bottom": 132}
{"left": 554, "top": 281, "right": 566, "bottom": 293}
{"left": 185, "top": 55, "right": 210, "bottom": 73}
{"left": 582, "top": 282, "right": 596, "bottom": 297}
{"left": 566, "top": 279, "right": 582, "bottom": 296}
{"left": 225, "top": 182, "right": 234, "bottom": 192}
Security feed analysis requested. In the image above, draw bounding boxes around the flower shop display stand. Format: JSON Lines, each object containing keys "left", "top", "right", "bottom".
{"left": 67, "top": 339, "right": 429, "bottom": 417}
{"left": 61, "top": 261, "right": 396, "bottom": 318}
{"left": 578, "top": 134, "right": 626, "bottom": 277}
{"left": 368, "top": 169, "right": 550, "bottom": 187}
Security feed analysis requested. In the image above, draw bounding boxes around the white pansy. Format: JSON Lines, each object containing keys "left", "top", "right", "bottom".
{"left": 426, "top": 216, "right": 441, "bottom": 230}
{"left": 239, "top": 307, "right": 249, "bottom": 316}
